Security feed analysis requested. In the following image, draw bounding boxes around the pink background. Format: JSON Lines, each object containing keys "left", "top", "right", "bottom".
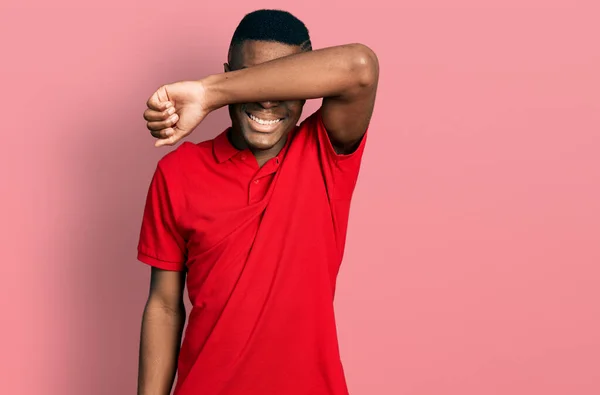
{"left": 1, "top": 1, "right": 599, "bottom": 394}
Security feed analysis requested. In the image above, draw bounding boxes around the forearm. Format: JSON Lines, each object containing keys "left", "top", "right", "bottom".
{"left": 138, "top": 299, "right": 186, "bottom": 395}
{"left": 203, "top": 43, "right": 378, "bottom": 110}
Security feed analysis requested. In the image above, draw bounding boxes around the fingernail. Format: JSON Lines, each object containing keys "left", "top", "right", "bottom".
{"left": 167, "top": 107, "right": 175, "bottom": 115}
{"left": 165, "top": 102, "right": 172, "bottom": 109}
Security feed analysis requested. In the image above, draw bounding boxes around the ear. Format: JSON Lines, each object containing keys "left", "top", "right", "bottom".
{"left": 224, "top": 63, "right": 231, "bottom": 73}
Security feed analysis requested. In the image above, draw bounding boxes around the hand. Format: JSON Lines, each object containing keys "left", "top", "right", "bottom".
{"left": 144, "top": 80, "right": 209, "bottom": 147}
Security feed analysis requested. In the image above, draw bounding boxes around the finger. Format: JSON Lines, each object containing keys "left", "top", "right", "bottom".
{"left": 149, "top": 127, "right": 173, "bottom": 139}
{"left": 147, "top": 114, "right": 179, "bottom": 133}
{"left": 155, "top": 132, "right": 181, "bottom": 147}
{"left": 146, "top": 91, "right": 173, "bottom": 111}
{"left": 144, "top": 106, "right": 175, "bottom": 122}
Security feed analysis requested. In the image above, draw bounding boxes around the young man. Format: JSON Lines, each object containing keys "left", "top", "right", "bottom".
{"left": 138, "top": 9, "right": 378, "bottom": 395}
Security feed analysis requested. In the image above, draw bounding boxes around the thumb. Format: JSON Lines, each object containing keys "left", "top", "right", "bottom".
{"left": 147, "top": 85, "right": 172, "bottom": 111}
{"left": 154, "top": 126, "right": 188, "bottom": 147}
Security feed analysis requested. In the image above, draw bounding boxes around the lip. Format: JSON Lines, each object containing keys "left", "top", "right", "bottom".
{"left": 245, "top": 111, "right": 285, "bottom": 133}
{"left": 245, "top": 111, "right": 284, "bottom": 121}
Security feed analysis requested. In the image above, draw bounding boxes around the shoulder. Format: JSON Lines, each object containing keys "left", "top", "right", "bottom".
{"left": 297, "top": 109, "right": 321, "bottom": 133}
{"left": 287, "top": 110, "right": 321, "bottom": 149}
{"left": 293, "top": 108, "right": 368, "bottom": 162}
{"left": 295, "top": 109, "right": 335, "bottom": 143}
{"left": 156, "top": 140, "right": 213, "bottom": 176}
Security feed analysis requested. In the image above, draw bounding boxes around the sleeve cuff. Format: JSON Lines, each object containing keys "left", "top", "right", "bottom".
{"left": 137, "top": 250, "right": 185, "bottom": 271}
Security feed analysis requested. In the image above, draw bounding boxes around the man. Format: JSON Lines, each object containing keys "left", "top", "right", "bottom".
{"left": 137, "top": 9, "right": 378, "bottom": 395}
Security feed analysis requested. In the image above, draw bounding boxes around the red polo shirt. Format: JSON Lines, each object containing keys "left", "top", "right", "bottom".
{"left": 137, "top": 109, "right": 367, "bottom": 395}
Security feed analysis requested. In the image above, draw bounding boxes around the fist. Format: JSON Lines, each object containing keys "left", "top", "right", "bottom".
{"left": 144, "top": 80, "right": 209, "bottom": 147}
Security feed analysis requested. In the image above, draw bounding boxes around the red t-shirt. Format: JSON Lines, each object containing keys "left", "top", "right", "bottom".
{"left": 138, "top": 109, "right": 367, "bottom": 395}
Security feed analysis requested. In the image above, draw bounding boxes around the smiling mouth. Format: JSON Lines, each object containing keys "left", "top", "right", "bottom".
{"left": 246, "top": 112, "right": 284, "bottom": 126}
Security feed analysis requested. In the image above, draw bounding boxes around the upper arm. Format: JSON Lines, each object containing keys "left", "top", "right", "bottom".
{"left": 138, "top": 162, "right": 187, "bottom": 271}
{"left": 321, "top": 44, "right": 379, "bottom": 154}
{"left": 148, "top": 267, "right": 186, "bottom": 310}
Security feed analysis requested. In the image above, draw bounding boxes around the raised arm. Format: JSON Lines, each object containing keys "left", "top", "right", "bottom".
{"left": 138, "top": 268, "right": 186, "bottom": 395}
{"left": 144, "top": 43, "right": 379, "bottom": 150}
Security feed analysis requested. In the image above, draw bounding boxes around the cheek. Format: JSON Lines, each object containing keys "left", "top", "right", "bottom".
{"left": 285, "top": 101, "right": 304, "bottom": 119}
{"left": 229, "top": 104, "right": 246, "bottom": 121}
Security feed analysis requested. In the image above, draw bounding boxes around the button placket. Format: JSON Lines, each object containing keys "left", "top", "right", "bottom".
{"left": 247, "top": 156, "right": 280, "bottom": 204}
{"left": 248, "top": 177, "right": 261, "bottom": 203}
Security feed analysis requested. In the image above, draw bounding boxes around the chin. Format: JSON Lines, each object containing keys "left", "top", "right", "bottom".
{"left": 240, "top": 116, "right": 292, "bottom": 151}
{"left": 230, "top": 105, "right": 300, "bottom": 152}
{"left": 242, "top": 129, "right": 284, "bottom": 151}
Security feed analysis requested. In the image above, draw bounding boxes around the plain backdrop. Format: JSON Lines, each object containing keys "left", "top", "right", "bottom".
{"left": 1, "top": 1, "right": 599, "bottom": 394}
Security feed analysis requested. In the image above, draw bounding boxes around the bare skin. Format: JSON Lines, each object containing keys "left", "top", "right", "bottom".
{"left": 143, "top": 42, "right": 378, "bottom": 156}
{"left": 138, "top": 41, "right": 379, "bottom": 394}
{"left": 138, "top": 268, "right": 186, "bottom": 395}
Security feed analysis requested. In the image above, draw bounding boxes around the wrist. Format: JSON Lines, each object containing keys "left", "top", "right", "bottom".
{"left": 199, "top": 74, "right": 226, "bottom": 112}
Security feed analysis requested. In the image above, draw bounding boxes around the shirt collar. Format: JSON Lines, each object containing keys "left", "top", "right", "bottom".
{"left": 212, "top": 125, "right": 299, "bottom": 164}
{"left": 213, "top": 128, "right": 241, "bottom": 163}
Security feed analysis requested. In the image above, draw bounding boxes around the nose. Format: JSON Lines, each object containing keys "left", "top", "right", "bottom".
{"left": 258, "top": 101, "right": 280, "bottom": 109}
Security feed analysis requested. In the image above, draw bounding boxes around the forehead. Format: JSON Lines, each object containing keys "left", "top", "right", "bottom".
{"left": 229, "top": 40, "right": 303, "bottom": 68}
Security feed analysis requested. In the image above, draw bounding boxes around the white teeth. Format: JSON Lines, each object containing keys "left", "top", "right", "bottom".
{"left": 248, "top": 113, "right": 282, "bottom": 125}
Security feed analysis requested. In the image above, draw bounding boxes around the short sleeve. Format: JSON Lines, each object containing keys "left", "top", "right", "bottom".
{"left": 137, "top": 164, "right": 187, "bottom": 271}
{"left": 309, "top": 108, "right": 368, "bottom": 200}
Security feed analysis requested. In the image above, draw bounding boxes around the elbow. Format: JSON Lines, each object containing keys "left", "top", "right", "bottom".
{"left": 349, "top": 43, "right": 379, "bottom": 89}
{"left": 146, "top": 294, "right": 186, "bottom": 318}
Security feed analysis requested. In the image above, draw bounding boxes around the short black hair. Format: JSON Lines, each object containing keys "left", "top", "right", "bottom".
{"left": 229, "top": 9, "right": 312, "bottom": 53}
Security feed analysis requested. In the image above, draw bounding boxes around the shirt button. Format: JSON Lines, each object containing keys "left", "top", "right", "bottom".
{"left": 240, "top": 154, "right": 246, "bottom": 160}
{"left": 254, "top": 179, "right": 260, "bottom": 184}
